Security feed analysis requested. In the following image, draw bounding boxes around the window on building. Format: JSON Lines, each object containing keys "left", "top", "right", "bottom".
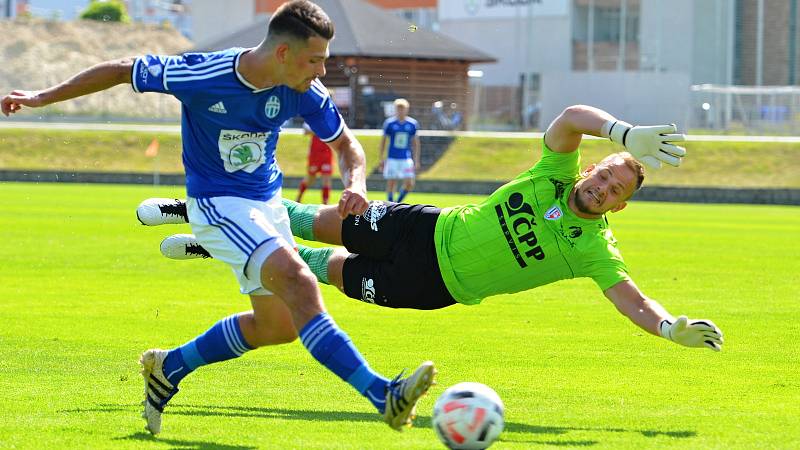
{"left": 572, "top": 0, "right": 641, "bottom": 71}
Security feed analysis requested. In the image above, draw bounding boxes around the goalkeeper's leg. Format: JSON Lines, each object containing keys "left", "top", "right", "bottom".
{"left": 136, "top": 197, "right": 345, "bottom": 246}
{"left": 157, "top": 234, "right": 453, "bottom": 310}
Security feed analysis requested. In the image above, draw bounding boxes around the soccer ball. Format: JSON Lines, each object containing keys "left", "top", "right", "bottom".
{"left": 432, "top": 382, "right": 505, "bottom": 449}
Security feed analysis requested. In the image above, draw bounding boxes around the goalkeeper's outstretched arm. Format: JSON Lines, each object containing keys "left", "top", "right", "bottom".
{"left": 543, "top": 105, "right": 687, "bottom": 169}
{"left": 604, "top": 280, "right": 724, "bottom": 351}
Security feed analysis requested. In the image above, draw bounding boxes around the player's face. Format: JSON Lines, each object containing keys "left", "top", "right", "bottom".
{"left": 573, "top": 159, "right": 638, "bottom": 216}
{"left": 286, "top": 36, "right": 329, "bottom": 92}
{"left": 396, "top": 105, "right": 407, "bottom": 119}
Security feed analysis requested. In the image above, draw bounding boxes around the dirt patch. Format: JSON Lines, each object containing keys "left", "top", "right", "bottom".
{"left": 0, "top": 18, "right": 194, "bottom": 119}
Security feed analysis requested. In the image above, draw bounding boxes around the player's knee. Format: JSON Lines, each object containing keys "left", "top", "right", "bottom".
{"left": 271, "top": 264, "right": 323, "bottom": 310}
{"left": 266, "top": 260, "right": 316, "bottom": 294}
{"left": 259, "top": 249, "right": 315, "bottom": 294}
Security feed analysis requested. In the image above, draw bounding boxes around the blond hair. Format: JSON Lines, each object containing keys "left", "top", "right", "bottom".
{"left": 393, "top": 98, "right": 410, "bottom": 108}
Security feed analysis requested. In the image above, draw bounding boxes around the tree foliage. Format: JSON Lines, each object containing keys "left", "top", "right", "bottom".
{"left": 80, "top": 0, "right": 130, "bottom": 23}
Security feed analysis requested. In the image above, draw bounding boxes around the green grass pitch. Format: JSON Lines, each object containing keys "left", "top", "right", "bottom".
{"left": 0, "top": 182, "right": 798, "bottom": 449}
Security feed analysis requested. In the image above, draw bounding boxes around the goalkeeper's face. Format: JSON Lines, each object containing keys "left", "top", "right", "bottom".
{"left": 574, "top": 158, "right": 638, "bottom": 215}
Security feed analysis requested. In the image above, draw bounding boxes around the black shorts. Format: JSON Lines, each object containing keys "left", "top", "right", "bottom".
{"left": 341, "top": 201, "right": 457, "bottom": 310}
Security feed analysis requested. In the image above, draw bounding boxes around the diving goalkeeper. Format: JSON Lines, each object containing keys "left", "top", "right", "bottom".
{"left": 139, "top": 104, "right": 723, "bottom": 351}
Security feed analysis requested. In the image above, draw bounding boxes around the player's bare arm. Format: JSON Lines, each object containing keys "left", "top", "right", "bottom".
{"left": 413, "top": 134, "right": 422, "bottom": 170}
{"left": 604, "top": 280, "right": 724, "bottom": 351}
{"left": 544, "top": 104, "right": 616, "bottom": 153}
{"left": 377, "top": 134, "right": 387, "bottom": 170}
{"left": 544, "top": 105, "right": 687, "bottom": 169}
{"left": 328, "top": 125, "right": 368, "bottom": 218}
{"left": 1, "top": 58, "right": 134, "bottom": 116}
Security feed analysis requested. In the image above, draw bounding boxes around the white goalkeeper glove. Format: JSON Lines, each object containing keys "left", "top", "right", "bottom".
{"left": 659, "top": 316, "right": 724, "bottom": 351}
{"left": 603, "top": 120, "right": 686, "bottom": 169}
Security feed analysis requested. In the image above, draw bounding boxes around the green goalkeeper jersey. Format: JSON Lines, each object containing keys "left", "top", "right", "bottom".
{"left": 434, "top": 142, "right": 630, "bottom": 305}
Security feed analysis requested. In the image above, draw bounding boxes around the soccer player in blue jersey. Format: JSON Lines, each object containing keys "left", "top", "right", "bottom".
{"left": 378, "top": 98, "right": 420, "bottom": 202}
{"left": 1, "top": 0, "right": 434, "bottom": 435}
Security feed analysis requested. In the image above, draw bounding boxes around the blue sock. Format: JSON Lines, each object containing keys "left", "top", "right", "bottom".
{"left": 397, "top": 189, "right": 409, "bottom": 202}
{"left": 387, "top": 191, "right": 394, "bottom": 202}
{"left": 161, "top": 313, "right": 253, "bottom": 386}
{"left": 299, "top": 312, "right": 389, "bottom": 413}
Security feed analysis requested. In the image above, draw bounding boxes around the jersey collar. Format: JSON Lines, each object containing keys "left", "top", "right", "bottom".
{"left": 234, "top": 49, "right": 276, "bottom": 93}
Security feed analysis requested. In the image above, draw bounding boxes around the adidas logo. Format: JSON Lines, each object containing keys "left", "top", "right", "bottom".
{"left": 208, "top": 101, "right": 227, "bottom": 114}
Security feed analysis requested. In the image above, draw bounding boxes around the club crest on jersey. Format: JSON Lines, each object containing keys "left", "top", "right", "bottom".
{"left": 218, "top": 130, "right": 270, "bottom": 173}
{"left": 264, "top": 95, "right": 281, "bottom": 119}
{"left": 545, "top": 205, "right": 563, "bottom": 221}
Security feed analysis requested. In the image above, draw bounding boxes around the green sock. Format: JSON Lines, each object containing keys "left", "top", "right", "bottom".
{"left": 297, "top": 245, "right": 334, "bottom": 285}
{"left": 282, "top": 199, "right": 319, "bottom": 241}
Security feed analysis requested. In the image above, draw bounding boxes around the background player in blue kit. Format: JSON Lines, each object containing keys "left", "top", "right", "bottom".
{"left": 378, "top": 98, "right": 421, "bottom": 202}
{"left": 1, "top": 0, "right": 434, "bottom": 435}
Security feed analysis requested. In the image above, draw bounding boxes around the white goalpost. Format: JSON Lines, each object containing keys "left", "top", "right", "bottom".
{"left": 690, "top": 84, "right": 800, "bottom": 133}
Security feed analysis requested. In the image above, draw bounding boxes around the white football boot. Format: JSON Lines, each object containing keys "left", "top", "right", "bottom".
{"left": 384, "top": 361, "right": 437, "bottom": 430}
{"left": 136, "top": 198, "right": 188, "bottom": 226}
{"left": 160, "top": 234, "right": 211, "bottom": 260}
{"left": 139, "top": 349, "right": 179, "bottom": 435}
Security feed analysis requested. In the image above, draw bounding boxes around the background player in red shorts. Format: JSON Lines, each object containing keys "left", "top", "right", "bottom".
{"left": 296, "top": 123, "right": 334, "bottom": 204}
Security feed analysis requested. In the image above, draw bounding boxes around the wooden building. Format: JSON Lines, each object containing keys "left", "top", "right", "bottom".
{"left": 195, "top": 0, "right": 494, "bottom": 128}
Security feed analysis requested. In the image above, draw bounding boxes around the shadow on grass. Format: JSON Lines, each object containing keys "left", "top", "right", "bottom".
{"left": 72, "top": 403, "right": 696, "bottom": 446}
{"left": 113, "top": 431, "right": 256, "bottom": 450}
{"left": 500, "top": 438, "right": 599, "bottom": 446}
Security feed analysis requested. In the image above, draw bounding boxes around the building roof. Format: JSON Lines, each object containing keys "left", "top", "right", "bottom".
{"left": 193, "top": 0, "right": 495, "bottom": 63}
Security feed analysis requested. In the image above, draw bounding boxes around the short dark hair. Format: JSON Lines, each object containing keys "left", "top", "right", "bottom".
{"left": 268, "top": 1, "right": 334, "bottom": 42}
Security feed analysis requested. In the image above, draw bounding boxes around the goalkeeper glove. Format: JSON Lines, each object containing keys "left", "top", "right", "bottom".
{"left": 659, "top": 316, "right": 724, "bottom": 351}
{"left": 603, "top": 120, "right": 686, "bottom": 169}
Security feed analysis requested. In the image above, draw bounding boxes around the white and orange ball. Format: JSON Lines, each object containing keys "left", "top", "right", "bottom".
{"left": 432, "top": 382, "right": 505, "bottom": 449}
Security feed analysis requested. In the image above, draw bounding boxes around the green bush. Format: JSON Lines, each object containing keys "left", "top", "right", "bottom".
{"left": 79, "top": 0, "right": 130, "bottom": 23}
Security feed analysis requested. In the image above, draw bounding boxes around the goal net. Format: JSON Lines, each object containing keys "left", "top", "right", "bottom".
{"left": 690, "top": 84, "right": 800, "bottom": 133}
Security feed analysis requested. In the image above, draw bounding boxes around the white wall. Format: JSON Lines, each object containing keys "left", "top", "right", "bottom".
{"left": 191, "top": 0, "right": 257, "bottom": 48}
{"left": 438, "top": 15, "right": 571, "bottom": 85}
{"left": 540, "top": 71, "right": 692, "bottom": 129}
{"left": 691, "top": 0, "right": 735, "bottom": 85}
{"left": 438, "top": 0, "right": 569, "bottom": 20}
{"left": 639, "top": 0, "right": 694, "bottom": 73}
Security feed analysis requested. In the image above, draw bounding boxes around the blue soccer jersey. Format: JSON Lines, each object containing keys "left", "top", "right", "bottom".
{"left": 131, "top": 48, "right": 344, "bottom": 201}
{"left": 382, "top": 116, "right": 418, "bottom": 159}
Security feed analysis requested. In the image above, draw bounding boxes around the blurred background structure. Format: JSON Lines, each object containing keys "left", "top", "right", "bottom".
{"left": 2, "top": 0, "right": 800, "bottom": 133}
